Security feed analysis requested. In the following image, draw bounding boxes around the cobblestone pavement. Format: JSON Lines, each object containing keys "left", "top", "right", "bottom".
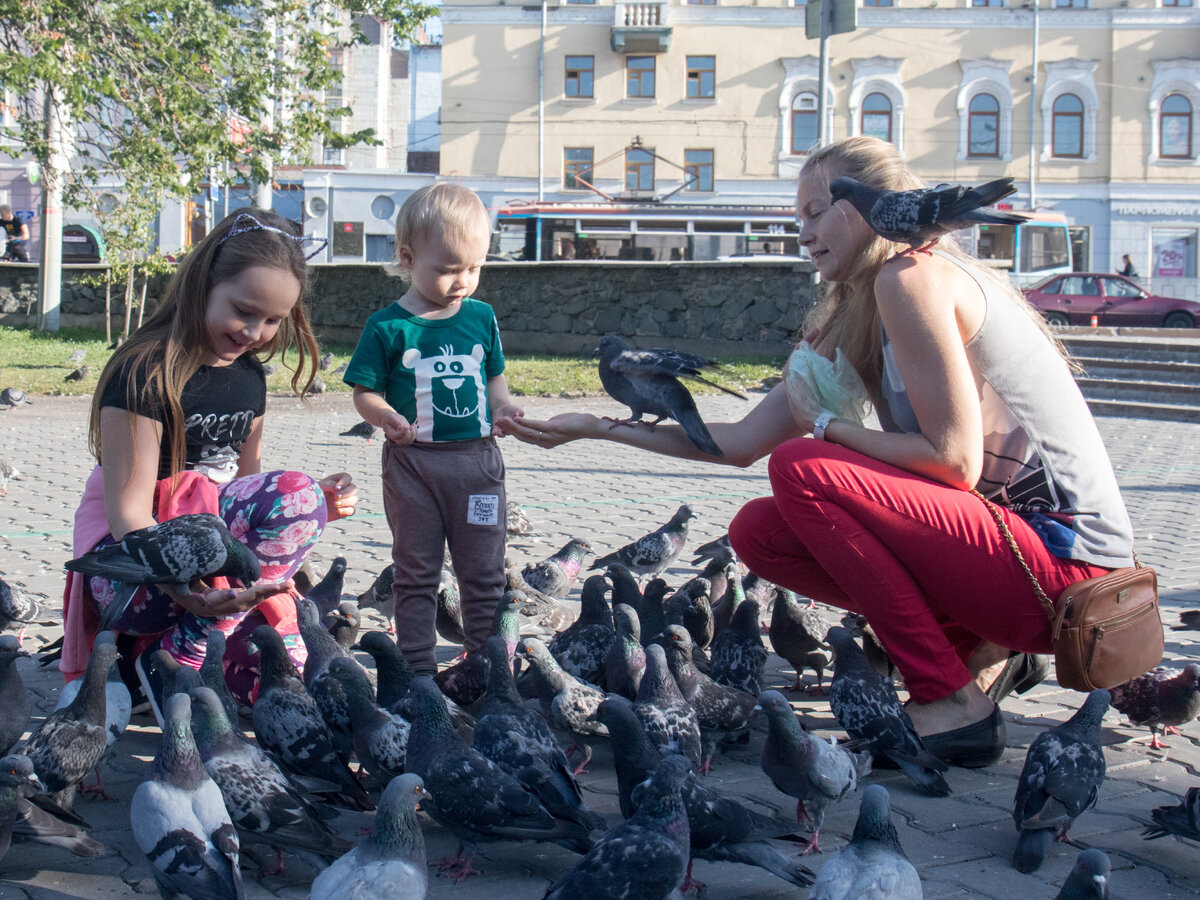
{"left": 0, "top": 392, "right": 1198, "bottom": 899}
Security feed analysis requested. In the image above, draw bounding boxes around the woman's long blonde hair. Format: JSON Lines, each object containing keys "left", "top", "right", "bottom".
{"left": 800, "top": 136, "right": 1069, "bottom": 406}
{"left": 88, "top": 207, "right": 319, "bottom": 479}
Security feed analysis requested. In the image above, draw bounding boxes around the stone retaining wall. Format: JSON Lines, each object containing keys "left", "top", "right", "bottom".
{"left": 0, "top": 260, "right": 819, "bottom": 357}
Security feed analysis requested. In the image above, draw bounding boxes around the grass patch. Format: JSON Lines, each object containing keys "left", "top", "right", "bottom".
{"left": 0, "top": 325, "right": 785, "bottom": 398}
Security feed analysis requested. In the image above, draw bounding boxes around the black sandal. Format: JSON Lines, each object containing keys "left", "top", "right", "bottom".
{"left": 921, "top": 704, "right": 1006, "bottom": 768}
{"left": 985, "top": 653, "right": 1051, "bottom": 704}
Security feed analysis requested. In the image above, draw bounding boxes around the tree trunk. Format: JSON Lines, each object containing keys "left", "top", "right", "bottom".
{"left": 122, "top": 260, "right": 134, "bottom": 338}
{"left": 104, "top": 268, "right": 112, "bottom": 345}
{"left": 137, "top": 272, "right": 148, "bottom": 328}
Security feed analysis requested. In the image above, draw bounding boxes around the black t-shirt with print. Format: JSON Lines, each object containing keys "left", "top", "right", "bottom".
{"left": 100, "top": 355, "right": 266, "bottom": 482}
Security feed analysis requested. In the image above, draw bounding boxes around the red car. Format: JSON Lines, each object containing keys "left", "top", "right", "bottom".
{"left": 1022, "top": 273, "right": 1200, "bottom": 328}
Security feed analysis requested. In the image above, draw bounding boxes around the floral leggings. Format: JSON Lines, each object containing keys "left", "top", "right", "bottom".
{"left": 87, "top": 470, "right": 326, "bottom": 703}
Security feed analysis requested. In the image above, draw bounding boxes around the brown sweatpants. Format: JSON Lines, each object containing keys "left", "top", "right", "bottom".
{"left": 381, "top": 437, "right": 507, "bottom": 673}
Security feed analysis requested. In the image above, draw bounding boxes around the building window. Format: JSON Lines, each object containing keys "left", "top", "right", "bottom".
{"left": 323, "top": 49, "right": 346, "bottom": 165}
{"left": 972, "top": 0, "right": 1003, "bottom": 5}
{"left": 791, "top": 92, "right": 818, "bottom": 154}
{"left": 625, "top": 147, "right": 654, "bottom": 191}
{"left": 1152, "top": 228, "right": 1197, "bottom": 278}
{"left": 1161, "top": 0, "right": 1193, "bottom": 6}
{"left": 565, "top": 56, "right": 594, "bottom": 99}
{"left": 687, "top": 0, "right": 717, "bottom": 5}
{"left": 967, "top": 93, "right": 1000, "bottom": 157}
{"left": 1055, "top": 0, "right": 1087, "bottom": 6}
{"left": 1160, "top": 93, "right": 1193, "bottom": 159}
{"left": 564, "top": 147, "right": 594, "bottom": 190}
{"left": 1051, "top": 93, "right": 1084, "bottom": 158}
{"left": 563, "top": 0, "right": 595, "bottom": 4}
{"left": 627, "top": 57, "right": 655, "bottom": 99}
{"left": 862, "top": 0, "right": 893, "bottom": 6}
{"left": 686, "top": 56, "right": 716, "bottom": 99}
{"left": 684, "top": 149, "right": 714, "bottom": 191}
{"left": 861, "top": 92, "right": 893, "bottom": 144}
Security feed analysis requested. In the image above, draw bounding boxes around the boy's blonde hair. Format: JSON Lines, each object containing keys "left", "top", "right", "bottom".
{"left": 385, "top": 183, "right": 491, "bottom": 277}
{"left": 0, "top": 205, "right": 12, "bottom": 217}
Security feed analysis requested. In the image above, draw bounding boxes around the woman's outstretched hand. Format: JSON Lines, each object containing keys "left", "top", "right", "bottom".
{"left": 319, "top": 472, "right": 358, "bottom": 521}
{"left": 494, "top": 412, "right": 601, "bottom": 449}
{"left": 165, "top": 579, "right": 294, "bottom": 618}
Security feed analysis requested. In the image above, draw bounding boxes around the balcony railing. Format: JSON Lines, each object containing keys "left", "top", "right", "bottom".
{"left": 611, "top": 0, "right": 671, "bottom": 52}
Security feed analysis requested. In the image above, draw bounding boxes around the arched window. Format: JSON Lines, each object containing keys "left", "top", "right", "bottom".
{"left": 967, "top": 93, "right": 1000, "bottom": 157}
{"left": 861, "top": 92, "right": 893, "bottom": 144}
{"left": 1051, "top": 93, "right": 1084, "bottom": 158}
{"left": 791, "top": 92, "right": 818, "bottom": 154}
{"left": 1160, "top": 93, "right": 1193, "bottom": 160}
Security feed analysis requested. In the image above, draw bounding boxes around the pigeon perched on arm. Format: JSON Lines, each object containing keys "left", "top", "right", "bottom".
{"left": 809, "top": 784, "right": 922, "bottom": 900}
{"left": 520, "top": 538, "right": 593, "bottom": 600}
{"left": 829, "top": 175, "right": 1025, "bottom": 253}
{"left": 1056, "top": 848, "right": 1111, "bottom": 900}
{"left": 1143, "top": 785, "right": 1200, "bottom": 842}
{"left": 0, "top": 636, "right": 31, "bottom": 754}
{"left": 590, "top": 505, "right": 695, "bottom": 580}
{"left": 595, "top": 335, "right": 746, "bottom": 458}
{"left": 1108, "top": 664, "right": 1200, "bottom": 750}
{"left": 825, "top": 627, "right": 950, "bottom": 797}
{"left": 131, "top": 693, "right": 243, "bottom": 900}
{"left": 709, "top": 598, "right": 769, "bottom": 697}
{"left": 65, "top": 513, "right": 262, "bottom": 632}
{"left": 544, "top": 755, "right": 692, "bottom": 900}
{"left": 1012, "top": 689, "right": 1109, "bottom": 873}
{"left": 309, "top": 773, "right": 430, "bottom": 900}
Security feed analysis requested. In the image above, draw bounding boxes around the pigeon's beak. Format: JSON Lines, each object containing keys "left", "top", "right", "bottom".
{"left": 27, "top": 772, "right": 45, "bottom": 792}
{"left": 591, "top": 345, "right": 602, "bottom": 357}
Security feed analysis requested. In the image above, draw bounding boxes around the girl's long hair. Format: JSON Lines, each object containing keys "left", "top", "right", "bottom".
{"left": 88, "top": 207, "right": 319, "bottom": 479}
{"left": 799, "top": 136, "right": 1070, "bottom": 407}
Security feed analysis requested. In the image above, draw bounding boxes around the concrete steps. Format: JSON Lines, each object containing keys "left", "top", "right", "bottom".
{"left": 1056, "top": 330, "right": 1200, "bottom": 422}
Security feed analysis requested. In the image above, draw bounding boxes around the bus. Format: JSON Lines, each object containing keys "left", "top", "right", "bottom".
{"left": 967, "top": 210, "right": 1073, "bottom": 287}
{"left": 489, "top": 202, "right": 802, "bottom": 263}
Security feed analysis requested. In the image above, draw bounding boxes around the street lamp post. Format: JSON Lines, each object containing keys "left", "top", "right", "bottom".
{"left": 1028, "top": 0, "right": 1039, "bottom": 209}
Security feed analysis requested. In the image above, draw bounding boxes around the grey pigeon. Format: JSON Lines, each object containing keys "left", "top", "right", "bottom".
{"left": 331, "top": 360, "right": 349, "bottom": 376}
{"left": 0, "top": 636, "right": 31, "bottom": 754}
{"left": 66, "top": 348, "right": 86, "bottom": 365}
{"left": 606, "top": 562, "right": 642, "bottom": 610}
{"left": 810, "top": 784, "right": 922, "bottom": 900}
{"left": 0, "top": 754, "right": 105, "bottom": 862}
{"left": 665, "top": 577, "right": 714, "bottom": 650}
{"left": 310, "top": 375, "right": 326, "bottom": 394}
{"left": 0, "top": 388, "right": 31, "bottom": 407}
{"left": 546, "top": 755, "right": 692, "bottom": 900}
{"left": 199, "top": 630, "right": 241, "bottom": 727}
{"left": 131, "top": 693, "right": 243, "bottom": 900}
{"left": 691, "top": 533, "right": 734, "bottom": 568}
{"left": 829, "top": 175, "right": 1024, "bottom": 251}
{"left": 597, "top": 698, "right": 815, "bottom": 893}
{"left": 329, "top": 657, "right": 410, "bottom": 783}
{"left": 64, "top": 365, "right": 88, "bottom": 382}
{"left": 656, "top": 626, "right": 755, "bottom": 771}
{"left": 436, "top": 592, "right": 523, "bottom": 707}
{"left": 1144, "top": 785, "right": 1200, "bottom": 842}
{"left": 474, "top": 636, "right": 606, "bottom": 832}
{"left": 0, "top": 576, "right": 55, "bottom": 638}
{"left": 339, "top": 420, "right": 378, "bottom": 444}
{"left": 757, "top": 690, "right": 866, "bottom": 854}
{"left": 357, "top": 563, "right": 396, "bottom": 632}
{"left": 262, "top": 362, "right": 280, "bottom": 376}
{"left": 770, "top": 591, "right": 832, "bottom": 692}
{"left": 546, "top": 573, "right": 613, "bottom": 683}
{"left": 840, "top": 612, "right": 901, "bottom": 684}
{"left": 595, "top": 335, "right": 746, "bottom": 458}
{"left": 318, "top": 351, "right": 334, "bottom": 370}
{"left": 825, "top": 627, "right": 950, "bottom": 797}
{"left": 435, "top": 569, "right": 465, "bottom": 644}
{"left": 634, "top": 643, "right": 703, "bottom": 768}
{"left": 405, "top": 676, "right": 593, "bottom": 881}
{"left": 303, "top": 556, "right": 347, "bottom": 619}
{"left": 324, "top": 602, "right": 360, "bottom": 653}
{"left": 516, "top": 638, "right": 608, "bottom": 775}
{"left": 309, "top": 773, "right": 430, "bottom": 899}
{"left": 637, "top": 578, "right": 671, "bottom": 647}
{"left": 1109, "top": 664, "right": 1200, "bottom": 750}
{"left": 710, "top": 566, "right": 745, "bottom": 638}
{"left": 52, "top": 660, "right": 131, "bottom": 749}
{"left": 505, "top": 566, "right": 574, "bottom": 632}
{"left": 296, "top": 598, "right": 354, "bottom": 758}
{"left": 248, "top": 624, "right": 372, "bottom": 811}
{"left": 709, "top": 598, "right": 768, "bottom": 696}
{"left": 604, "top": 604, "right": 646, "bottom": 700}
{"left": 0, "top": 458, "right": 19, "bottom": 495}
{"left": 21, "top": 632, "right": 118, "bottom": 809}
{"left": 189, "top": 686, "right": 351, "bottom": 873}
{"left": 521, "top": 538, "right": 593, "bottom": 600}
{"left": 591, "top": 505, "right": 696, "bottom": 580}
{"left": 358, "top": 631, "right": 414, "bottom": 710}
{"left": 1056, "top": 848, "right": 1111, "bottom": 900}
{"left": 66, "top": 513, "right": 261, "bottom": 632}
{"left": 1012, "top": 689, "right": 1109, "bottom": 873}
{"left": 506, "top": 501, "right": 538, "bottom": 535}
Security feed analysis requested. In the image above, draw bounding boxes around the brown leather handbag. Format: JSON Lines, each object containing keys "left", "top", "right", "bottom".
{"left": 973, "top": 490, "right": 1164, "bottom": 692}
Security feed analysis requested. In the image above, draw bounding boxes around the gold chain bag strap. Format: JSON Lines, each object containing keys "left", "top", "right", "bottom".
{"left": 972, "top": 490, "right": 1163, "bottom": 692}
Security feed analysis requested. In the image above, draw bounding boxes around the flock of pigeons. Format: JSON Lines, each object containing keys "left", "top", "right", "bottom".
{"left": 0, "top": 497, "right": 1197, "bottom": 899}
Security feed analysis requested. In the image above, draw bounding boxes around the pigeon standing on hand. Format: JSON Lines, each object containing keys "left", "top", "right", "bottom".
{"left": 809, "top": 784, "right": 922, "bottom": 900}
{"left": 1056, "top": 848, "right": 1111, "bottom": 900}
{"left": 1108, "top": 664, "right": 1200, "bottom": 750}
{"left": 590, "top": 505, "right": 695, "bottom": 580}
{"left": 1012, "top": 689, "right": 1109, "bottom": 874}
{"left": 66, "top": 513, "right": 261, "bottom": 632}
{"left": 131, "top": 693, "right": 243, "bottom": 900}
{"left": 309, "top": 773, "right": 431, "bottom": 900}
{"left": 829, "top": 175, "right": 1025, "bottom": 253}
{"left": 595, "top": 335, "right": 746, "bottom": 458}
{"left": 521, "top": 538, "right": 593, "bottom": 600}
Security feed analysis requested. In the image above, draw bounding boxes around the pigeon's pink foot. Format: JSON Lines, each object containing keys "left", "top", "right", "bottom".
{"left": 785, "top": 676, "right": 806, "bottom": 694}
{"left": 437, "top": 849, "right": 480, "bottom": 882}
{"left": 680, "top": 860, "right": 706, "bottom": 896}
{"left": 1165, "top": 725, "right": 1182, "bottom": 735}
{"left": 78, "top": 768, "right": 114, "bottom": 801}
{"left": 797, "top": 830, "right": 822, "bottom": 855}
{"left": 795, "top": 799, "right": 810, "bottom": 826}
{"left": 570, "top": 744, "right": 594, "bottom": 777}
{"left": 804, "top": 597, "right": 816, "bottom": 610}
{"left": 697, "top": 756, "right": 714, "bottom": 777}
{"left": 1149, "top": 734, "right": 1170, "bottom": 750}
{"left": 259, "top": 849, "right": 287, "bottom": 877}
{"left": 387, "top": 622, "right": 396, "bottom": 635}
{"left": 1054, "top": 827, "right": 1076, "bottom": 845}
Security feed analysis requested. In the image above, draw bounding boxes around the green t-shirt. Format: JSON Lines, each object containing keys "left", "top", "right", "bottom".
{"left": 344, "top": 298, "right": 506, "bottom": 442}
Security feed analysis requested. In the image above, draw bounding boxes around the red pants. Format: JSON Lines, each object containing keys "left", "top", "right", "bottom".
{"left": 729, "top": 438, "right": 1108, "bottom": 702}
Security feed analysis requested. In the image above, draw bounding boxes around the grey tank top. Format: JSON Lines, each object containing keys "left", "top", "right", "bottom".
{"left": 881, "top": 251, "right": 1134, "bottom": 568}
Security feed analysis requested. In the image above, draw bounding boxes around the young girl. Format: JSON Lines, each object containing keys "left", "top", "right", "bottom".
{"left": 499, "top": 137, "right": 1134, "bottom": 768}
{"left": 62, "top": 208, "right": 357, "bottom": 717}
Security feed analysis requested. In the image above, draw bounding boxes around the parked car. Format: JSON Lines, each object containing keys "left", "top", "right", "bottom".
{"left": 1022, "top": 273, "right": 1200, "bottom": 328}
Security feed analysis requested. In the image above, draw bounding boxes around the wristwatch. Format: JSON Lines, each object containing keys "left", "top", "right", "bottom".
{"left": 812, "top": 410, "right": 835, "bottom": 441}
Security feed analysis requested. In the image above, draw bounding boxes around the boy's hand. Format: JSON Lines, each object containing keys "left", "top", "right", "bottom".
{"left": 493, "top": 403, "right": 525, "bottom": 421}
{"left": 381, "top": 410, "right": 418, "bottom": 445}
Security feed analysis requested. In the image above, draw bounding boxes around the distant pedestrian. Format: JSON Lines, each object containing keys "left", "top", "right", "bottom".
{"left": 1116, "top": 254, "right": 1138, "bottom": 278}
{"left": 0, "top": 205, "right": 30, "bottom": 262}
